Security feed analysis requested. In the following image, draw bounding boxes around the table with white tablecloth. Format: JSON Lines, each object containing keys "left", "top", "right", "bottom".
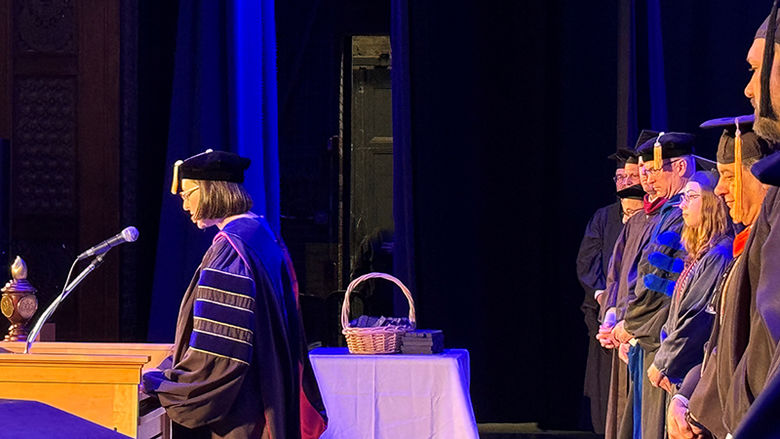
{"left": 309, "top": 347, "right": 479, "bottom": 439}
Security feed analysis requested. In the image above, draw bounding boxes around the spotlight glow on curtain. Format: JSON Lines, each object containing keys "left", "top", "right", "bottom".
{"left": 148, "top": 0, "right": 280, "bottom": 342}
{"left": 616, "top": 0, "right": 669, "bottom": 150}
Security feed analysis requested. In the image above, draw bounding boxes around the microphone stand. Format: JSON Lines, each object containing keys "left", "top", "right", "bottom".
{"left": 24, "top": 255, "right": 106, "bottom": 354}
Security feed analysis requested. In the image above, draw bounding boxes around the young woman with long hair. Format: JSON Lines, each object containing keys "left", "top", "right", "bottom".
{"left": 646, "top": 171, "right": 733, "bottom": 393}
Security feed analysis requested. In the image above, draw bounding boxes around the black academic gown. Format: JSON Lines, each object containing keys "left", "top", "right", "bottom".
{"left": 686, "top": 238, "right": 749, "bottom": 439}
{"left": 603, "top": 208, "right": 657, "bottom": 439}
{"left": 143, "top": 216, "right": 327, "bottom": 439}
{"left": 624, "top": 193, "right": 686, "bottom": 439}
{"left": 576, "top": 201, "right": 623, "bottom": 433}
{"left": 728, "top": 181, "right": 780, "bottom": 438}
{"left": 654, "top": 236, "right": 733, "bottom": 384}
{"left": 687, "top": 188, "right": 780, "bottom": 439}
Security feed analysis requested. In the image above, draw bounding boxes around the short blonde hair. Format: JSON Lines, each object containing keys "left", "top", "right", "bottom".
{"left": 192, "top": 180, "right": 253, "bottom": 220}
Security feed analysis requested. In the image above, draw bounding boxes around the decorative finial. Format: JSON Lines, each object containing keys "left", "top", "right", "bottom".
{"left": 2, "top": 256, "right": 38, "bottom": 341}
{"left": 11, "top": 256, "right": 27, "bottom": 281}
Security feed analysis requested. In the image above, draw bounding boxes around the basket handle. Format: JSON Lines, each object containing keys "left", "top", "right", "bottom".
{"left": 340, "top": 272, "right": 416, "bottom": 331}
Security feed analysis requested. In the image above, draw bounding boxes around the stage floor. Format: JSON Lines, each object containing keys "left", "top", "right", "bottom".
{"left": 478, "top": 423, "right": 602, "bottom": 439}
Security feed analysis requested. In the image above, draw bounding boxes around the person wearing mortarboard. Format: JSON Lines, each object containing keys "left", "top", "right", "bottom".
{"left": 140, "top": 150, "right": 327, "bottom": 439}
{"left": 660, "top": 116, "right": 770, "bottom": 439}
{"left": 592, "top": 130, "right": 671, "bottom": 439}
{"left": 576, "top": 148, "right": 638, "bottom": 433}
{"left": 725, "top": 4, "right": 780, "bottom": 437}
{"left": 608, "top": 131, "right": 697, "bottom": 439}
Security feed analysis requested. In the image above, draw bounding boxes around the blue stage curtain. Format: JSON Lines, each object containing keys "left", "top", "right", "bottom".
{"left": 646, "top": 0, "right": 668, "bottom": 131}
{"left": 616, "top": 0, "right": 669, "bottom": 150}
{"left": 147, "top": 0, "right": 280, "bottom": 342}
{"left": 390, "top": 0, "right": 416, "bottom": 305}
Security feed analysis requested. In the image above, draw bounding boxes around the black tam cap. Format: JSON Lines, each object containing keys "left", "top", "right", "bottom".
{"left": 636, "top": 132, "right": 696, "bottom": 164}
{"left": 170, "top": 150, "right": 251, "bottom": 194}
{"left": 700, "top": 115, "right": 771, "bottom": 164}
{"left": 616, "top": 184, "right": 645, "bottom": 200}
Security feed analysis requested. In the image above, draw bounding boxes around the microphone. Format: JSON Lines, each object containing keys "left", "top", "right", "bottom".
{"left": 77, "top": 226, "right": 139, "bottom": 260}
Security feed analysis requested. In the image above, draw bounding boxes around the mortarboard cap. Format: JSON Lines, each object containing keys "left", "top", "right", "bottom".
{"left": 616, "top": 184, "right": 645, "bottom": 200}
{"left": 700, "top": 115, "right": 772, "bottom": 164}
{"left": 635, "top": 130, "right": 660, "bottom": 150}
{"left": 700, "top": 115, "right": 770, "bottom": 223}
{"left": 608, "top": 147, "right": 636, "bottom": 168}
{"left": 170, "top": 149, "right": 251, "bottom": 194}
{"left": 693, "top": 155, "right": 717, "bottom": 172}
{"left": 607, "top": 152, "right": 626, "bottom": 169}
{"left": 688, "top": 170, "right": 719, "bottom": 192}
{"left": 625, "top": 153, "right": 639, "bottom": 165}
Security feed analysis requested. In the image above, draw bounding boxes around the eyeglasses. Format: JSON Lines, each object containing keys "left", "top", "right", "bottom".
{"left": 179, "top": 185, "right": 200, "bottom": 201}
{"left": 644, "top": 159, "right": 682, "bottom": 177}
{"left": 680, "top": 192, "right": 701, "bottom": 203}
{"left": 613, "top": 173, "right": 639, "bottom": 184}
{"left": 624, "top": 207, "right": 643, "bottom": 217}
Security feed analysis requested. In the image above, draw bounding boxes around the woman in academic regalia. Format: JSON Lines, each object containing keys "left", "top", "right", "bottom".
{"left": 142, "top": 150, "right": 327, "bottom": 439}
{"left": 646, "top": 171, "right": 732, "bottom": 410}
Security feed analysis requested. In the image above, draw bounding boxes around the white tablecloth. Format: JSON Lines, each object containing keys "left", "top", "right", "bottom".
{"left": 309, "top": 347, "right": 479, "bottom": 439}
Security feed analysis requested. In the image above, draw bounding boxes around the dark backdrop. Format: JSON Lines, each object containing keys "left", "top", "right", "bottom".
{"left": 129, "top": 0, "right": 772, "bottom": 429}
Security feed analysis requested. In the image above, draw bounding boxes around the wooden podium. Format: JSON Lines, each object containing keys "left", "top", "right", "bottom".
{"left": 0, "top": 342, "right": 173, "bottom": 438}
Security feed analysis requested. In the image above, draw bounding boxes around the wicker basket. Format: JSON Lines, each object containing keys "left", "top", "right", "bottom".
{"left": 341, "top": 272, "right": 416, "bottom": 354}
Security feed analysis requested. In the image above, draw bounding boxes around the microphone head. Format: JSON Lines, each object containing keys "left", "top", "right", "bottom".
{"left": 121, "top": 226, "right": 139, "bottom": 242}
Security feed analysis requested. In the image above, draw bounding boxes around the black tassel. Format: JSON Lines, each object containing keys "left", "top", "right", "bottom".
{"left": 760, "top": 0, "right": 779, "bottom": 120}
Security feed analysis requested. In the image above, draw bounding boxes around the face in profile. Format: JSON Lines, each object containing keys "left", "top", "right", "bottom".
{"left": 745, "top": 38, "right": 780, "bottom": 142}
{"left": 615, "top": 168, "right": 628, "bottom": 191}
{"left": 680, "top": 181, "right": 703, "bottom": 228}
{"left": 714, "top": 163, "right": 738, "bottom": 222}
{"left": 624, "top": 162, "right": 639, "bottom": 188}
{"left": 179, "top": 178, "right": 209, "bottom": 229}
{"left": 638, "top": 161, "right": 656, "bottom": 197}
{"left": 644, "top": 159, "right": 680, "bottom": 199}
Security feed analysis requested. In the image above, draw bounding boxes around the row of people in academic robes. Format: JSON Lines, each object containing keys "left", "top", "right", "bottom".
{"left": 577, "top": 5, "right": 780, "bottom": 438}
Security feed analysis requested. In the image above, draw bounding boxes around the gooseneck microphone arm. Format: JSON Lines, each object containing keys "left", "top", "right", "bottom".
{"left": 25, "top": 255, "right": 105, "bottom": 353}
{"left": 24, "top": 226, "right": 139, "bottom": 354}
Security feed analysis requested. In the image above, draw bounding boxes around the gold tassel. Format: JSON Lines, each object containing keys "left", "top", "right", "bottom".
{"left": 170, "top": 149, "right": 214, "bottom": 195}
{"left": 653, "top": 132, "right": 665, "bottom": 169}
{"left": 734, "top": 119, "right": 743, "bottom": 223}
{"left": 171, "top": 160, "right": 183, "bottom": 194}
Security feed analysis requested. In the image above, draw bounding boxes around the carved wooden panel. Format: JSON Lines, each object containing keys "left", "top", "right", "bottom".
{"left": 2, "top": 0, "right": 121, "bottom": 341}
{"left": 12, "top": 76, "right": 77, "bottom": 215}
{"left": 14, "top": 0, "right": 76, "bottom": 55}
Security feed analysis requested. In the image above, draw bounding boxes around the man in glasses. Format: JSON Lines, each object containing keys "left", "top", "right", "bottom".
{"left": 612, "top": 132, "right": 695, "bottom": 439}
{"left": 576, "top": 150, "right": 635, "bottom": 433}
{"left": 584, "top": 131, "right": 657, "bottom": 439}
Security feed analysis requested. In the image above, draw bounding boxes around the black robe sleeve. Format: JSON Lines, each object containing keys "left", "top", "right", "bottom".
{"left": 577, "top": 202, "right": 622, "bottom": 330}
{"left": 726, "top": 187, "right": 780, "bottom": 434}
{"left": 602, "top": 222, "right": 629, "bottom": 320}
{"left": 678, "top": 363, "right": 701, "bottom": 399}
{"left": 577, "top": 205, "right": 610, "bottom": 293}
{"left": 143, "top": 242, "right": 258, "bottom": 429}
{"left": 625, "top": 203, "right": 685, "bottom": 352}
